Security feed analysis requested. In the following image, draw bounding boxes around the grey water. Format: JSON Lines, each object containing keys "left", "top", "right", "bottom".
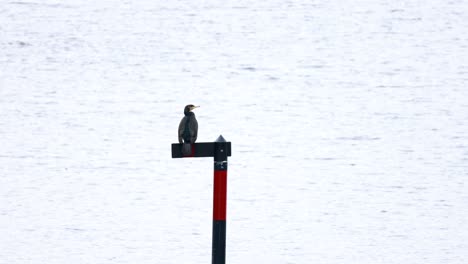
{"left": 1, "top": 0, "right": 468, "bottom": 263}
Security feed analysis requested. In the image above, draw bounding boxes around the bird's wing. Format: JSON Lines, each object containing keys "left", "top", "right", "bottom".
{"left": 190, "top": 117, "right": 198, "bottom": 143}
{"left": 178, "top": 117, "right": 186, "bottom": 143}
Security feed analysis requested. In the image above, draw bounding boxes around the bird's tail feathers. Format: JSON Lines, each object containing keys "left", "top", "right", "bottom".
{"left": 182, "top": 143, "right": 192, "bottom": 156}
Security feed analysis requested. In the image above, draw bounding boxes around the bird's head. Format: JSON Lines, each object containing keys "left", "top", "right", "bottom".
{"left": 184, "top": 104, "right": 200, "bottom": 115}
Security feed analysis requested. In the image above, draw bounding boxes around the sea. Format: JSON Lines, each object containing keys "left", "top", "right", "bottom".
{"left": 1, "top": 0, "right": 468, "bottom": 263}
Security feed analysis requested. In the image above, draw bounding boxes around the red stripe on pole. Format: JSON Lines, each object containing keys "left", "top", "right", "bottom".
{"left": 213, "top": 169, "right": 227, "bottom": 221}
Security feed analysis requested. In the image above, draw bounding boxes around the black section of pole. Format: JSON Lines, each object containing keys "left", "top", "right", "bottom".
{"left": 212, "top": 220, "right": 226, "bottom": 264}
{"left": 214, "top": 136, "right": 228, "bottom": 171}
{"left": 212, "top": 135, "right": 228, "bottom": 264}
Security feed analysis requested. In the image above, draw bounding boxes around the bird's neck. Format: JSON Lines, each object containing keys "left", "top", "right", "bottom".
{"left": 184, "top": 111, "right": 194, "bottom": 117}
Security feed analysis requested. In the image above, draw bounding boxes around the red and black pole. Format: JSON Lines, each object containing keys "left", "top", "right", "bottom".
{"left": 171, "top": 135, "right": 231, "bottom": 264}
{"left": 212, "top": 135, "right": 228, "bottom": 264}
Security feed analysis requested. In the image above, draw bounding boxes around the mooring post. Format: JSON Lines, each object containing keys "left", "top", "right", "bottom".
{"left": 212, "top": 135, "right": 228, "bottom": 264}
{"left": 171, "top": 135, "right": 231, "bottom": 263}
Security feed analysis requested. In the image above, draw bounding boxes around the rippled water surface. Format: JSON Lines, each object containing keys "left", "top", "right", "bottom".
{"left": 1, "top": 1, "right": 468, "bottom": 263}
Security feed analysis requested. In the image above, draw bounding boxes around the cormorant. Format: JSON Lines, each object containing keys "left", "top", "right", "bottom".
{"left": 178, "top": 104, "right": 199, "bottom": 155}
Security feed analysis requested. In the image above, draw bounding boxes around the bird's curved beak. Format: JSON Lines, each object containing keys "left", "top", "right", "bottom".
{"left": 191, "top": 105, "right": 200, "bottom": 110}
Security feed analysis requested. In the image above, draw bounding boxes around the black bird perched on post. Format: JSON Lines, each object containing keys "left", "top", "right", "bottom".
{"left": 178, "top": 104, "right": 199, "bottom": 156}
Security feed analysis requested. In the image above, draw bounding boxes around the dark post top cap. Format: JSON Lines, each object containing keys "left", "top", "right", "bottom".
{"left": 215, "top": 135, "right": 227, "bottom": 143}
